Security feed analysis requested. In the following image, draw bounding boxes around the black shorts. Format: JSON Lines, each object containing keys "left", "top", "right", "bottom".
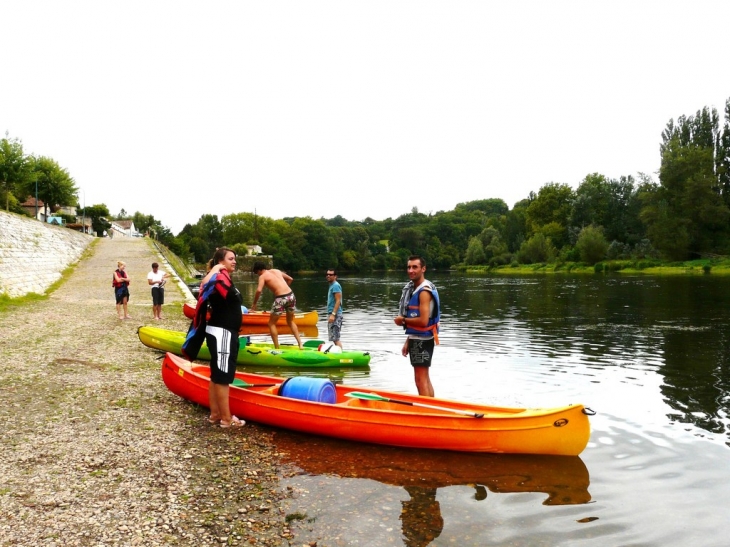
{"left": 151, "top": 286, "right": 164, "bottom": 305}
{"left": 114, "top": 286, "right": 129, "bottom": 304}
{"left": 205, "top": 326, "right": 239, "bottom": 384}
{"left": 407, "top": 338, "right": 435, "bottom": 368}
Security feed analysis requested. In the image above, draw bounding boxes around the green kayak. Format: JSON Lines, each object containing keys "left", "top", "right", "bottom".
{"left": 138, "top": 326, "right": 371, "bottom": 368}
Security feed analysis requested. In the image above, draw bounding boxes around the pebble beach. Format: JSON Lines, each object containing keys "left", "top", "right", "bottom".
{"left": 0, "top": 237, "right": 296, "bottom": 546}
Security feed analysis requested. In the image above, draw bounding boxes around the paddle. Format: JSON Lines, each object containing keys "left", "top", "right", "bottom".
{"left": 231, "top": 378, "right": 277, "bottom": 388}
{"left": 345, "top": 392, "right": 484, "bottom": 418}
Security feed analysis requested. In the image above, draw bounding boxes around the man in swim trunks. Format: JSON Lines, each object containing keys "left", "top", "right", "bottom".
{"left": 251, "top": 262, "right": 303, "bottom": 349}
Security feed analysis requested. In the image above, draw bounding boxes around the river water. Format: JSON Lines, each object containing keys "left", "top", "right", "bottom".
{"left": 232, "top": 271, "right": 730, "bottom": 546}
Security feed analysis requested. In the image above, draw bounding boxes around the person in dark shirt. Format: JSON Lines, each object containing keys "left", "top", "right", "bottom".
{"left": 200, "top": 247, "right": 244, "bottom": 428}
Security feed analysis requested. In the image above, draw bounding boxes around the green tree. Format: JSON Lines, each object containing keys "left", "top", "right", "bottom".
{"left": 32, "top": 156, "right": 77, "bottom": 217}
{"left": 643, "top": 107, "right": 730, "bottom": 258}
{"left": 478, "top": 226, "right": 508, "bottom": 263}
{"left": 291, "top": 217, "right": 337, "bottom": 270}
{"left": 222, "top": 212, "right": 274, "bottom": 246}
{"left": 718, "top": 98, "right": 730, "bottom": 209}
{"left": 503, "top": 200, "right": 528, "bottom": 253}
{"left": 575, "top": 225, "right": 609, "bottom": 264}
{"left": 79, "top": 204, "right": 111, "bottom": 236}
{"left": 525, "top": 183, "right": 575, "bottom": 248}
{"left": 517, "top": 233, "right": 556, "bottom": 264}
{"left": 178, "top": 214, "right": 224, "bottom": 262}
{"left": 0, "top": 135, "right": 35, "bottom": 212}
{"left": 464, "top": 236, "right": 486, "bottom": 265}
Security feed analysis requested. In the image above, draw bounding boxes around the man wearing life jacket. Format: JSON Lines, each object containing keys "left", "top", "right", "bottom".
{"left": 394, "top": 255, "right": 440, "bottom": 397}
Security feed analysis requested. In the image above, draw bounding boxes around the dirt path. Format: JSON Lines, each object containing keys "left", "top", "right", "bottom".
{"left": 0, "top": 237, "right": 294, "bottom": 546}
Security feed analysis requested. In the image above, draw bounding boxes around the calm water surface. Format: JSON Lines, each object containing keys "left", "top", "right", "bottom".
{"left": 232, "top": 272, "right": 730, "bottom": 546}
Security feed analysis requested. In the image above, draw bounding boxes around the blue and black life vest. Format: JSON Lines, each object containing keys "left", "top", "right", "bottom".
{"left": 399, "top": 280, "right": 440, "bottom": 342}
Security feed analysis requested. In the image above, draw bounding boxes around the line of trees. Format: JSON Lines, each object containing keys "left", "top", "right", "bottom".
{"left": 167, "top": 98, "right": 730, "bottom": 270}
{"left": 4, "top": 98, "right": 729, "bottom": 271}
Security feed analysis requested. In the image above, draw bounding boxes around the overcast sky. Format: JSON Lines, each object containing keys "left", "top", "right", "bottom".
{"left": 3, "top": 1, "right": 729, "bottom": 234}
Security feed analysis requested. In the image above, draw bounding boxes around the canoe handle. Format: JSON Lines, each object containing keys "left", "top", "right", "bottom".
{"left": 582, "top": 407, "right": 596, "bottom": 416}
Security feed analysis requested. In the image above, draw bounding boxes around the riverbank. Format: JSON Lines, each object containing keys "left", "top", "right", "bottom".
{"left": 0, "top": 237, "right": 295, "bottom": 547}
{"left": 461, "top": 257, "right": 730, "bottom": 275}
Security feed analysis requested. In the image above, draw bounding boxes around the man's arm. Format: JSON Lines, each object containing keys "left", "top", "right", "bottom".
{"left": 251, "top": 276, "right": 265, "bottom": 310}
{"left": 329, "top": 291, "right": 342, "bottom": 323}
{"left": 409, "top": 290, "right": 432, "bottom": 328}
{"left": 394, "top": 289, "right": 431, "bottom": 328}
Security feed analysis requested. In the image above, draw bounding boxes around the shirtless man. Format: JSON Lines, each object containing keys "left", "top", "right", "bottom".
{"left": 251, "top": 262, "right": 303, "bottom": 349}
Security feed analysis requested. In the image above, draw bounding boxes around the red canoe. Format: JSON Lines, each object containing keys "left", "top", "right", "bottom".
{"left": 183, "top": 302, "right": 319, "bottom": 327}
{"left": 162, "top": 352, "right": 592, "bottom": 455}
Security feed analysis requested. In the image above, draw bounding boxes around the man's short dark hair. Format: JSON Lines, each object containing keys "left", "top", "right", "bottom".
{"left": 252, "top": 261, "right": 267, "bottom": 273}
{"left": 327, "top": 268, "right": 337, "bottom": 276}
{"left": 152, "top": 262, "right": 159, "bottom": 268}
{"left": 408, "top": 255, "right": 426, "bottom": 268}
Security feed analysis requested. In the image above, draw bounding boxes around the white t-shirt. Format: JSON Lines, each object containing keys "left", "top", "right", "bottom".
{"left": 148, "top": 270, "right": 166, "bottom": 288}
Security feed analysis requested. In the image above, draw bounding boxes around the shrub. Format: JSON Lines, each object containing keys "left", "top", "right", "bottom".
{"left": 518, "top": 233, "right": 556, "bottom": 264}
{"left": 575, "top": 225, "right": 608, "bottom": 265}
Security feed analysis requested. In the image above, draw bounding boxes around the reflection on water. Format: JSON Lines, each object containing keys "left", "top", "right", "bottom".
{"left": 400, "top": 487, "right": 442, "bottom": 547}
{"left": 275, "top": 431, "right": 591, "bottom": 505}
{"left": 228, "top": 272, "right": 730, "bottom": 545}
{"left": 276, "top": 431, "right": 592, "bottom": 545}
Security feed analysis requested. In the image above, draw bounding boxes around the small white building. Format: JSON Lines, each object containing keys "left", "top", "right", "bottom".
{"left": 109, "top": 219, "right": 137, "bottom": 238}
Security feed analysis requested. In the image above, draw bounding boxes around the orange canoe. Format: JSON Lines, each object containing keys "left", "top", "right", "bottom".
{"left": 183, "top": 302, "right": 319, "bottom": 327}
{"left": 162, "top": 352, "right": 592, "bottom": 456}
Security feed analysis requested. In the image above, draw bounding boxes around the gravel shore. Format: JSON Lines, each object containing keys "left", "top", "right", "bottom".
{"left": 0, "top": 237, "right": 295, "bottom": 546}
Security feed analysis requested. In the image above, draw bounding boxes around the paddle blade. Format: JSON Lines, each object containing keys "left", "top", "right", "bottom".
{"left": 231, "top": 379, "right": 277, "bottom": 388}
{"left": 345, "top": 391, "right": 388, "bottom": 401}
{"left": 232, "top": 378, "right": 252, "bottom": 387}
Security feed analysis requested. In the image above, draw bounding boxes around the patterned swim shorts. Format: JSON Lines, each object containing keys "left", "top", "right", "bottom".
{"left": 271, "top": 292, "right": 296, "bottom": 315}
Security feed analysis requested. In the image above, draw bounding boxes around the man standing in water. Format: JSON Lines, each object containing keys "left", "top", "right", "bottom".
{"left": 394, "top": 255, "right": 440, "bottom": 397}
{"left": 251, "top": 262, "right": 303, "bottom": 350}
{"left": 326, "top": 268, "right": 344, "bottom": 349}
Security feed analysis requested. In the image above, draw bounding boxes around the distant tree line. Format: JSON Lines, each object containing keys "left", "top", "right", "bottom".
{"left": 3, "top": 98, "right": 729, "bottom": 271}
{"left": 167, "top": 98, "right": 730, "bottom": 270}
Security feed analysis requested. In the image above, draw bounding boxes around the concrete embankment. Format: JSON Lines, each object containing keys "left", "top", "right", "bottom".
{"left": 0, "top": 211, "right": 93, "bottom": 297}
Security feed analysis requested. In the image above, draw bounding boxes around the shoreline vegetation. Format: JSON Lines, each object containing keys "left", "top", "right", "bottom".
{"left": 459, "top": 257, "right": 730, "bottom": 276}
{"left": 4, "top": 98, "right": 730, "bottom": 283}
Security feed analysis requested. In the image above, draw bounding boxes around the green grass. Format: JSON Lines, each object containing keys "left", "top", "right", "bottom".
{"left": 467, "top": 257, "right": 730, "bottom": 275}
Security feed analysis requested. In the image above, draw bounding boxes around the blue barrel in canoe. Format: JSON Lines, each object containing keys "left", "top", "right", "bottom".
{"left": 279, "top": 377, "right": 336, "bottom": 404}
